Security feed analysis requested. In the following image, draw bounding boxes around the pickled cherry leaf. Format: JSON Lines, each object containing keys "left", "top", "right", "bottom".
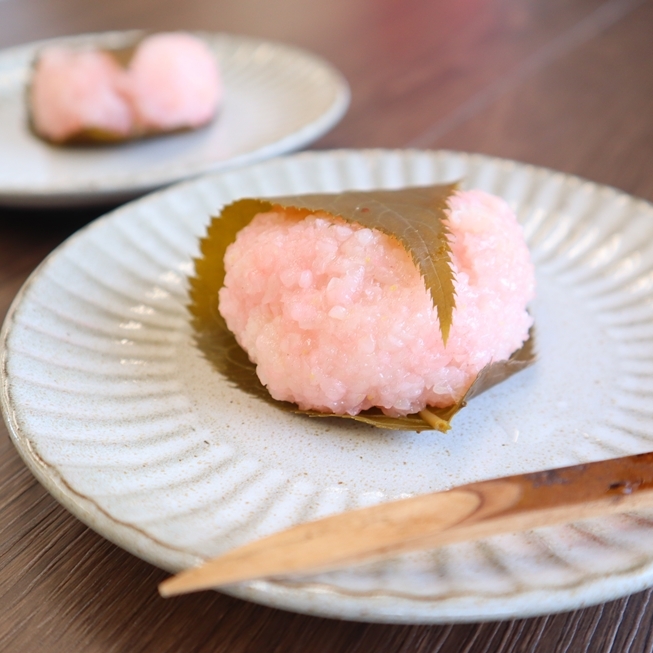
{"left": 191, "top": 315, "right": 535, "bottom": 433}
{"left": 270, "top": 184, "right": 457, "bottom": 343}
{"left": 106, "top": 42, "right": 140, "bottom": 68}
{"left": 189, "top": 186, "right": 536, "bottom": 432}
{"left": 191, "top": 183, "right": 458, "bottom": 341}
{"left": 189, "top": 198, "right": 274, "bottom": 331}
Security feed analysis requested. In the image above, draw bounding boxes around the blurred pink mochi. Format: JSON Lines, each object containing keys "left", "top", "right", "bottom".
{"left": 30, "top": 33, "right": 222, "bottom": 143}
{"left": 128, "top": 33, "right": 221, "bottom": 130}
{"left": 30, "top": 47, "right": 132, "bottom": 142}
{"left": 219, "top": 189, "right": 535, "bottom": 418}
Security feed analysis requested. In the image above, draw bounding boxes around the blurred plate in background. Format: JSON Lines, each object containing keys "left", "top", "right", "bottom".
{"left": 0, "top": 30, "right": 349, "bottom": 207}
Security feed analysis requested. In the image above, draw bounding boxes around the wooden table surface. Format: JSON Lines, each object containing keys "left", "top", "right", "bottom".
{"left": 2, "top": 0, "right": 653, "bottom": 651}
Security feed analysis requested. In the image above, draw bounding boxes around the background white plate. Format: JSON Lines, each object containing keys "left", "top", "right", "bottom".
{"left": 4, "top": 150, "right": 653, "bottom": 623}
{"left": 0, "top": 31, "right": 349, "bottom": 207}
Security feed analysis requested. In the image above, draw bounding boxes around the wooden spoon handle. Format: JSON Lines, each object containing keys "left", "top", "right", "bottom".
{"left": 159, "top": 452, "right": 653, "bottom": 597}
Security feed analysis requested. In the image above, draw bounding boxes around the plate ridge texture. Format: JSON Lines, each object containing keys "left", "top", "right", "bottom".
{"left": 3, "top": 149, "right": 653, "bottom": 622}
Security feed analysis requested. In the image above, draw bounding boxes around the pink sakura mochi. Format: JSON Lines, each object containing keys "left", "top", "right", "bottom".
{"left": 29, "top": 33, "right": 221, "bottom": 143}
{"left": 218, "top": 189, "right": 535, "bottom": 418}
{"left": 128, "top": 33, "right": 222, "bottom": 130}
{"left": 30, "top": 47, "right": 132, "bottom": 142}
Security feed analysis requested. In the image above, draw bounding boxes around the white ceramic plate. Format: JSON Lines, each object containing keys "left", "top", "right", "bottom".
{"left": 4, "top": 149, "right": 653, "bottom": 623}
{"left": 0, "top": 31, "right": 349, "bottom": 207}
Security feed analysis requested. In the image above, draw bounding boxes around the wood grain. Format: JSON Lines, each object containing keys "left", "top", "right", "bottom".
{"left": 160, "top": 454, "right": 653, "bottom": 594}
{"left": 2, "top": 0, "right": 653, "bottom": 651}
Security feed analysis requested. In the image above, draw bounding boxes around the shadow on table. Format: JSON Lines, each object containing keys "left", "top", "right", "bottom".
{"left": 0, "top": 202, "right": 121, "bottom": 234}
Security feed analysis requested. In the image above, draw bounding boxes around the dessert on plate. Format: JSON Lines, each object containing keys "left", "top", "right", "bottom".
{"left": 28, "top": 32, "right": 222, "bottom": 145}
{"left": 190, "top": 183, "right": 536, "bottom": 431}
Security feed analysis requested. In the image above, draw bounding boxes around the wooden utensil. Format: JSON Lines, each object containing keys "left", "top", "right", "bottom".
{"left": 159, "top": 452, "right": 653, "bottom": 597}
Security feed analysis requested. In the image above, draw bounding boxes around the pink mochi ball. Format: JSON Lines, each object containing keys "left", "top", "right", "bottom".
{"left": 219, "top": 190, "right": 535, "bottom": 418}
{"left": 30, "top": 47, "right": 133, "bottom": 142}
{"left": 127, "top": 33, "right": 222, "bottom": 130}
{"left": 29, "top": 33, "right": 221, "bottom": 143}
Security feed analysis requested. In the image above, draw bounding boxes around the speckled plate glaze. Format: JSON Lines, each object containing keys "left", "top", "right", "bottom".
{"left": 0, "top": 31, "right": 349, "bottom": 207}
{"left": 4, "top": 150, "right": 653, "bottom": 623}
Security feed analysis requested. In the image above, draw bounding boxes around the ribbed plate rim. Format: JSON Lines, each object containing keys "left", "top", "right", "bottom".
{"left": 3, "top": 149, "right": 653, "bottom": 623}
